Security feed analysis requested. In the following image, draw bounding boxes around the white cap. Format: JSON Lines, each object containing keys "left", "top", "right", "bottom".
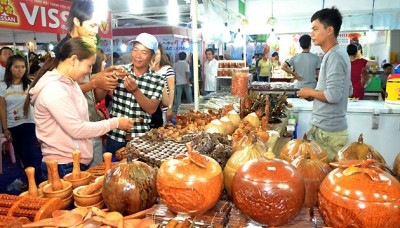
{"left": 133, "top": 33, "right": 158, "bottom": 53}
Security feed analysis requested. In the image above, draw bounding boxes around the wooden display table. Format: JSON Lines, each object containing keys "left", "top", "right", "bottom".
{"left": 146, "top": 201, "right": 231, "bottom": 227}
{"left": 227, "top": 206, "right": 326, "bottom": 227}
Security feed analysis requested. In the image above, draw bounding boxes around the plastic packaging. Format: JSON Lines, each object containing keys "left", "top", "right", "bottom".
{"left": 395, "top": 64, "right": 400, "bottom": 74}
{"left": 231, "top": 70, "right": 248, "bottom": 98}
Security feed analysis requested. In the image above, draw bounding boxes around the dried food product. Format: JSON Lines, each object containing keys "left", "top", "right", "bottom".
{"left": 231, "top": 71, "right": 248, "bottom": 98}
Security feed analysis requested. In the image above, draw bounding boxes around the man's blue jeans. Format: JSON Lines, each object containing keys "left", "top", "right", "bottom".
{"left": 105, "top": 137, "right": 127, "bottom": 156}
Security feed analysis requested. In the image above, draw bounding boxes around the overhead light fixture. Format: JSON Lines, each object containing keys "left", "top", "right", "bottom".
{"left": 48, "top": 43, "right": 54, "bottom": 51}
{"left": 129, "top": 0, "right": 143, "bottom": 14}
{"left": 222, "top": 22, "right": 231, "bottom": 43}
{"left": 93, "top": 0, "right": 108, "bottom": 22}
{"left": 120, "top": 43, "right": 127, "bottom": 53}
{"left": 266, "top": 0, "right": 278, "bottom": 47}
{"left": 267, "top": 28, "right": 278, "bottom": 46}
{"left": 168, "top": 0, "right": 180, "bottom": 25}
{"left": 234, "top": 29, "right": 244, "bottom": 45}
{"left": 366, "top": 0, "right": 376, "bottom": 44}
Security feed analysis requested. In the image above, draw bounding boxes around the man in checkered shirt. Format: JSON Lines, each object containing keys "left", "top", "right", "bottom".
{"left": 106, "top": 33, "right": 166, "bottom": 154}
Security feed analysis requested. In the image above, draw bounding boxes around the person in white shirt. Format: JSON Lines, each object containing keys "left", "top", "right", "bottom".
{"left": 173, "top": 52, "right": 192, "bottom": 115}
{"left": 203, "top": 48, "right": 218, "bottom": 95}
{"left": 0, "top": 46, "right": 13, "bottom": 134}
{"left": 0, "top": 47, "right": 13, "bottom": 82}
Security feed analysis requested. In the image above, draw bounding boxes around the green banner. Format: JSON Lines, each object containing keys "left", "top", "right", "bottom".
{"left": 239, "top": 0, "right": 246, "bottom": 16}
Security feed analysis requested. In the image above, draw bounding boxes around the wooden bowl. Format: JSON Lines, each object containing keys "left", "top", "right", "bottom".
{"left": 42, "top": 180, "right": 72, "bottom": 199}
{"left": 74, "top": 200, "right": 104, "bottom": 209}
{"left": 38, "top": 180, "right": 48, "bottom": 189}
{"left": 73, "top": 185, "right": 102, "bottom": 206}
{"left": 61, "top": 194, "right": 73, "bottom": 210}
{"left": 19, "top": 189, "right": 43, "bottom": 197}
{"left": 63, "top": 171, "right": 92, "bottom": 189}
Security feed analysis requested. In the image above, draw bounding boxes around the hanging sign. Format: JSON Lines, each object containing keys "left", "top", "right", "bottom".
{"left": 0, "top": 0, "right": 112, "bottom": 38}
{"left": 239, "top": 0, "right": 246, "bottom": 17}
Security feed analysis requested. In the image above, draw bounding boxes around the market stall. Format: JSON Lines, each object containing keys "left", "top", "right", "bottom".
{"left": 288, "top": 98, "right": 400, "bottom": 167}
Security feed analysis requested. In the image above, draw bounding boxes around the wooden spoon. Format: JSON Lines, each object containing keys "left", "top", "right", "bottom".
{"left": 25, "top": 167, "right": 39, "bottom": 197}
{"left": 72, "top": 150, "right": 82, "bottom": 179}
{"left": 22, "top": 213, "right": 82, "bottom": 227}
{"left": 103, "top": 152, "right": 112, "bottom": 175}
{"left": 48, "top": 160, "right": 63, "bottom": 191}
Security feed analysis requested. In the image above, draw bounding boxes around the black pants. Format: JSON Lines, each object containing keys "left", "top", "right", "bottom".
{"left": 150, "top": 106, "right": 163, "bottom": 129}
{"left": 9, "top": 123, "right": 44, "bottom": 183}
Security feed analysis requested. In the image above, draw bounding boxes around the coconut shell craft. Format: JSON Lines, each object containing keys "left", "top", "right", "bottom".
{"left": 224, "top": 136, "right": 266, "bottom": 197}
{"left": 156, "top": 142, "right": 223, "bottom": 216}
{"left": 335, "top": 134, "right": 386, "bottom": 164}
{"left": 319, "top": 159, "right": 400, "bottom": 228}
{"left": 280, "top": 133, "right": 329, "bottom": 164}
{"left": 394, "top": 153, "right": 400, "bottom": 179}
{"left": 291, "top": 152, "right": 331, "bottom": 208}
{"left": 232, "top": 150, "right": 305, "bottom": 226}
{"left": 102, "top": 156, "right": 157, "bottom": 216}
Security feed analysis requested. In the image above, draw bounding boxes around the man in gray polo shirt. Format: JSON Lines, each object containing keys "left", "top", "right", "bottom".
{"left": 282, "top": 34, "right": 321, "bottom": 89}
{"left": 297, "top": 7, "right": 351, "bottom": 161}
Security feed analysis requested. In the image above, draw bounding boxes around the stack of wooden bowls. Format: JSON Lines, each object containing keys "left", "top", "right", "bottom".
{"left": 42, "top": 160, "right": 73, "bottom": 209}
{"left": 73, "top": 176, "right": 104, "bottom": 208}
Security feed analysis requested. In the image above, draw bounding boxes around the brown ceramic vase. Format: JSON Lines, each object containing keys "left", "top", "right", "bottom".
{"left": 156, "top": 143, "right": 223, "bottom": 216}
{"left": 232, "top": 151, "right": 305, "bottom": 226}
{"left": 319, "top": 160, "right": 400, "bottom": 227}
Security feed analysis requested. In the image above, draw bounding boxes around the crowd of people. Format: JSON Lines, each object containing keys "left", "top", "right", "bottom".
{"left": 0, "top": 0, "right": 395, "bottom": 190}
{"left": 0, "top": 0, "right": 195, "bottom": 187}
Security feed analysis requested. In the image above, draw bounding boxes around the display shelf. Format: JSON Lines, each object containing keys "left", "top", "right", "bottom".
{"left": 287, "top": 98, "right": 400, "bottom": 167}
{"left": 216, "top": 76, "right": 232, "bottom": 79}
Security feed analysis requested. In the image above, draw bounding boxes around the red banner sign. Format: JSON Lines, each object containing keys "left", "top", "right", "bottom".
{"left": 0, "top": 0, "right": 112, "bottom": 39}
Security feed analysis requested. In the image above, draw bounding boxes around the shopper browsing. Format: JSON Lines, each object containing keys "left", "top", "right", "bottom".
{"left": 0, "top": 47, "right": 13, "bottom": 82}
{"left": 52, "top": 0, "right": 129, "bottom": 166}
{"left": 27, "top": 37, "right": 134, "bottom": 178}
{"left": 106, "top": 33, "right": 166, "bottom": 154}
{"left": 0, "top": 55, "right": 43, "bottom": 183}
{"left": 296, "top": 7, "right": 351, "bottom": 161}
{"left": 173, "top": 52, "right": 193, "bottom": 116}
{"left": 347, "top": 44, "right": 368, "bottom": 99}
{"left": 203, "top": 48, "right": 218, "bottom": 95}
{"left": 257, "top": 53, "right": 272, "bottom": 82}
{"left": 281, "top": 35, "right": 321, "bottom": 89}
{"left": 150, "top": 43, "right": 175, "bottom": 127}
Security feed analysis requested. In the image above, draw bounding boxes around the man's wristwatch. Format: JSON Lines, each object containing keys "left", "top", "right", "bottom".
{"left": 168, "top": 105, "right": 173, "bottom": 109}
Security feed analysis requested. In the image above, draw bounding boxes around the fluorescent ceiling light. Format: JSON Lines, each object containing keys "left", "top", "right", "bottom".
{"left": 129, "top": 0, "right": 143, "bottom": 14}
{"left": 168, "top": 0, "right": 179, "bottom": 25}
{"left": 93, "top": 0, "right": 108, "bottom": 22}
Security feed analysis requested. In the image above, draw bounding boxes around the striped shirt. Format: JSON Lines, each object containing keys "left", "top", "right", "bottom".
{"left": 108, "top": 64, "right": 165, "bottom": 142}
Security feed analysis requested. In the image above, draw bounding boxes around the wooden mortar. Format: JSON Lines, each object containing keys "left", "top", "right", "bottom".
{"left": 25, "top": 167, "right": 39, "bottom": 197}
